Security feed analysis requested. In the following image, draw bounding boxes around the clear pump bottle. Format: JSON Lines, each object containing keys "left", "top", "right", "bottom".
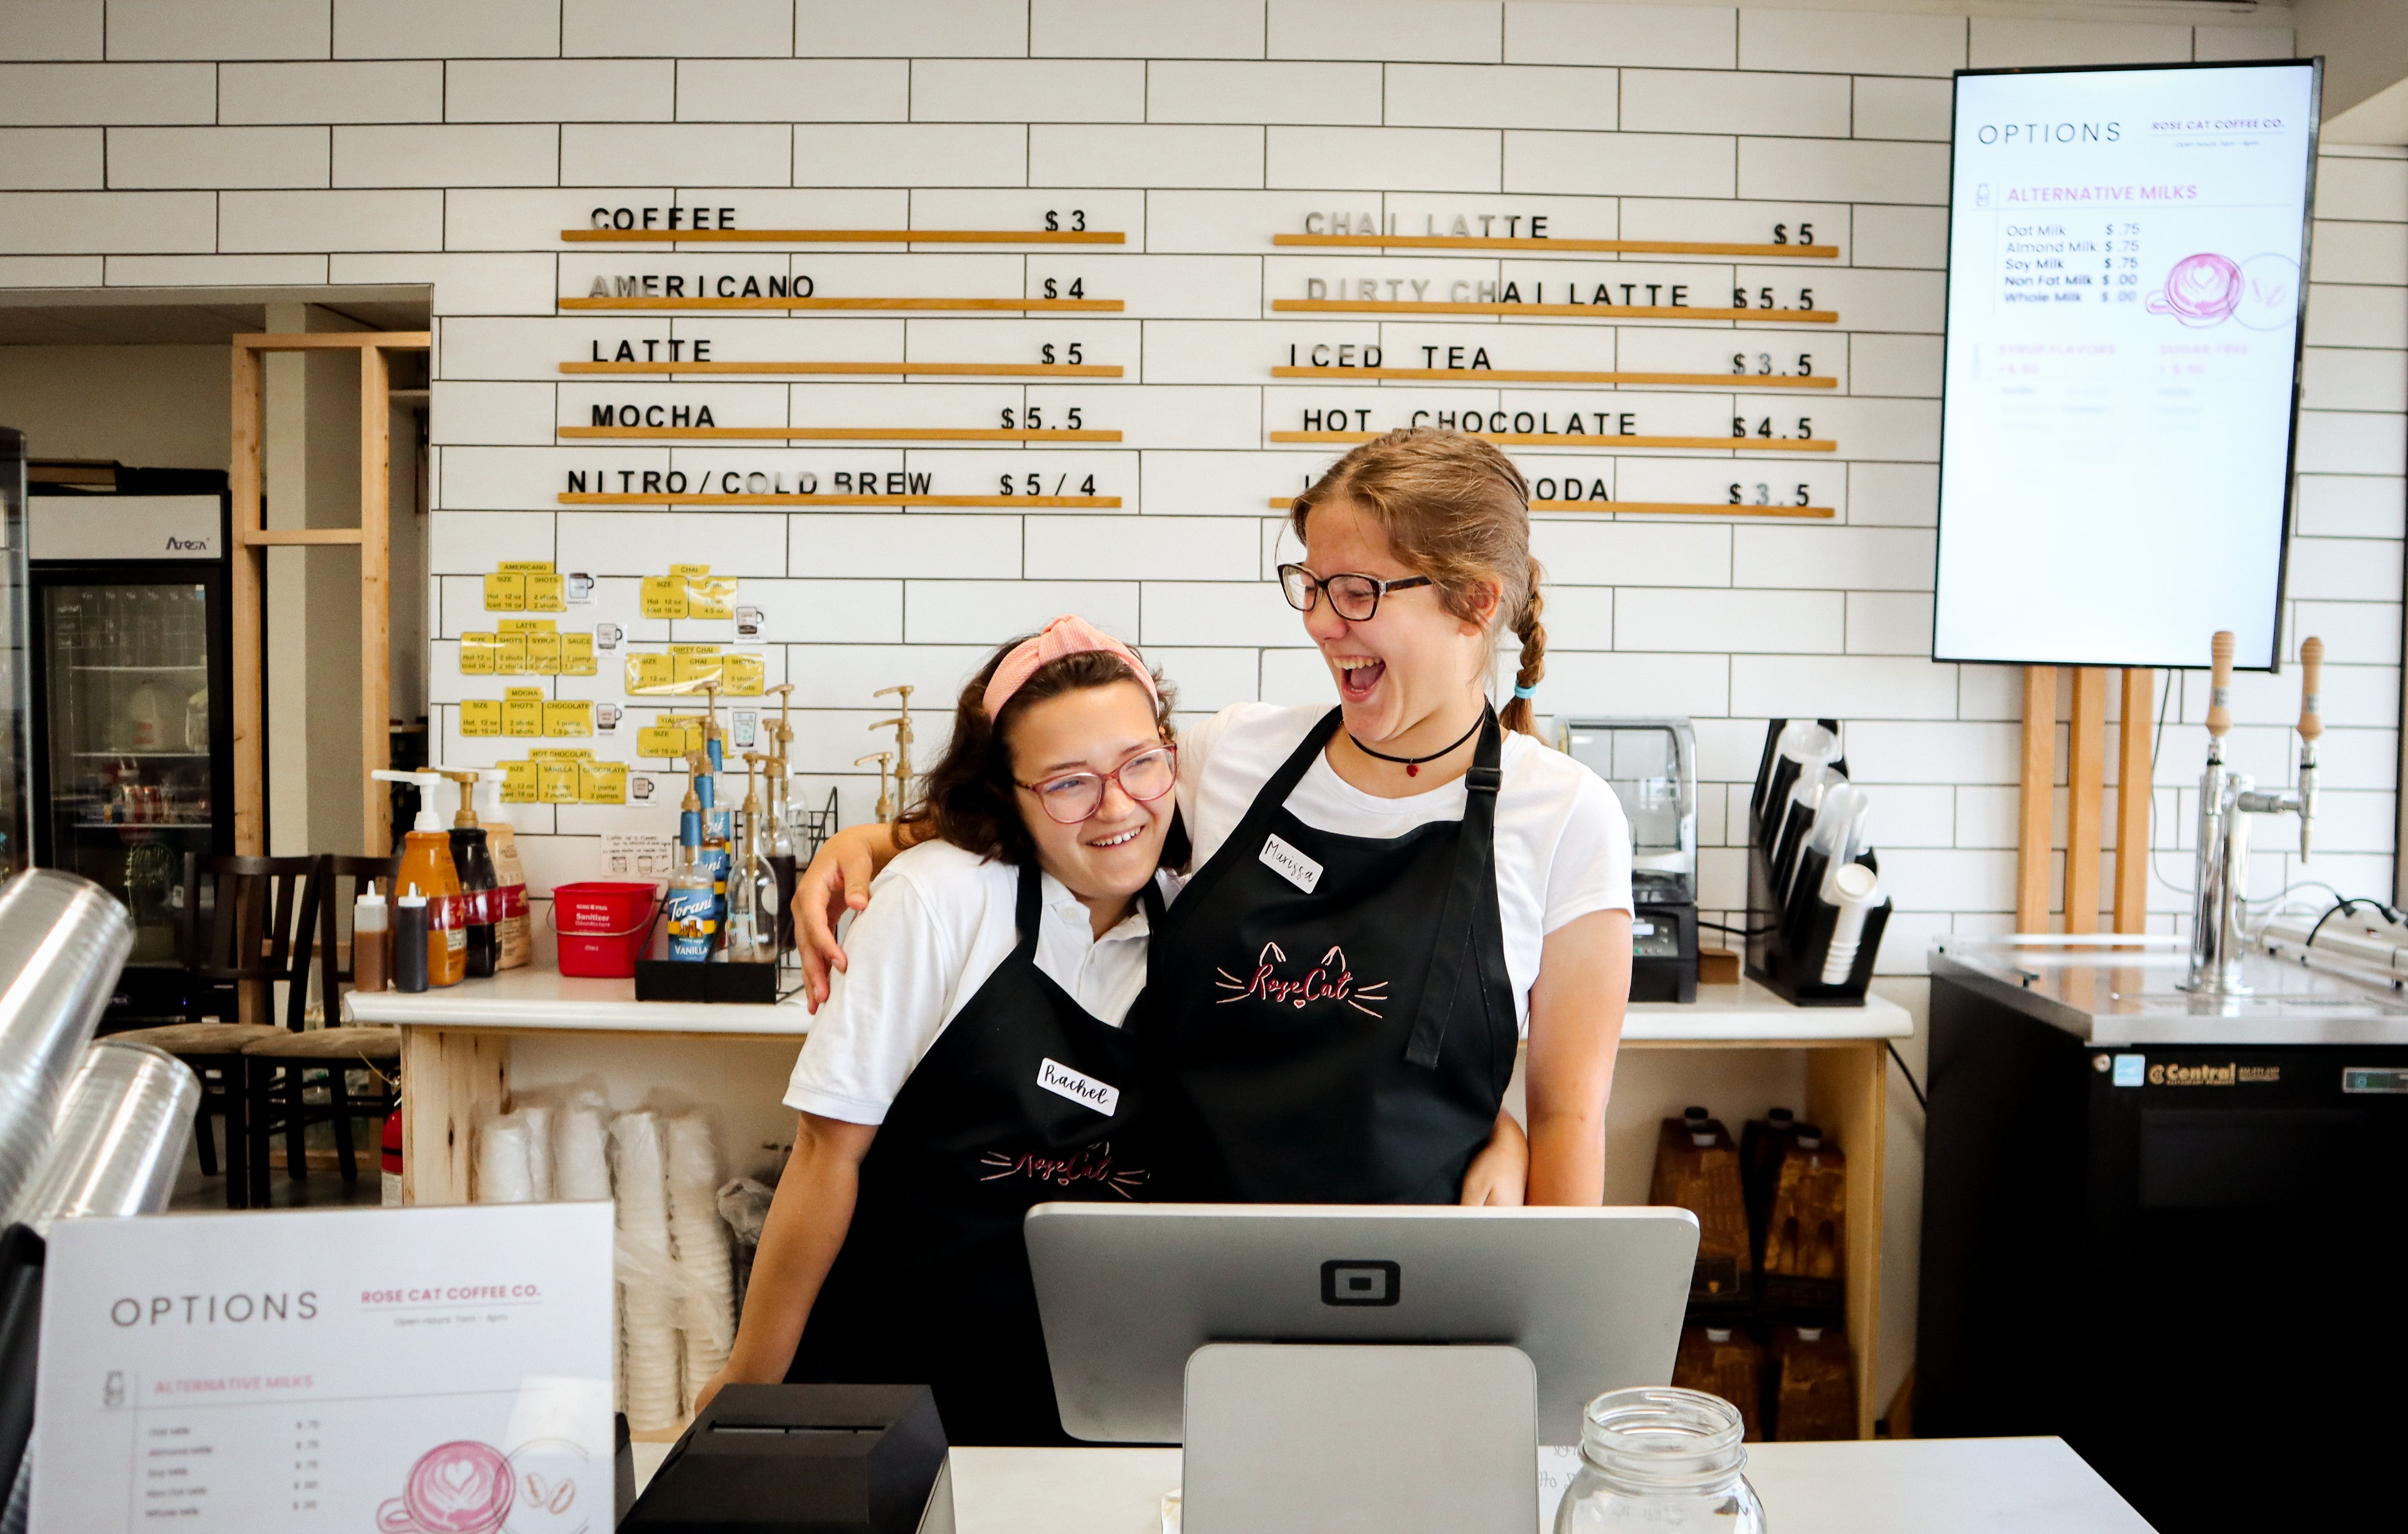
{"left": 664, "top": 787, "right": 716, "bottom": 962}
{"left": 1555, "top": 1387, "right": 1764, "bottom": 1534}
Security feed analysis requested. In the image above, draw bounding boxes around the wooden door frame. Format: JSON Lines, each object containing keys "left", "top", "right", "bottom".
{"left": 230, "top": 331, "right": 431, "bottom": 857}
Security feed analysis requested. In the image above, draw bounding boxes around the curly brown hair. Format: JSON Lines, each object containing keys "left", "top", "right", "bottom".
{"left": 1291, "top": 427, "right": 1548, "bottom": 736}
{"left": 896, "top": 637, "right": 1186, "bottom": 869}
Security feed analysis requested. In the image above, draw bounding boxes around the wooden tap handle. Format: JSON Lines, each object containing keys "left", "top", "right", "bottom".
{"left": 2299, "top": 636, "right": 2324, "bottom": 741}
{"left": 2206, "top": 630, "right": 2234, "bottom": 739}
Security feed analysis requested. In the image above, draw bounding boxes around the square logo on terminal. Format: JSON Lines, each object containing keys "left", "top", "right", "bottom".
{"left": 1321, "top": 1259, "right": 1400, "bottom": 1307}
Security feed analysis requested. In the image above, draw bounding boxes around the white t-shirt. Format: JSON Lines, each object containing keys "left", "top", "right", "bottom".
{"left": 1175, "top": 703, "right": 1632, "bottom": 1029}
{"left": 783, "top": 840, "right": 1161, "bottom": 1126}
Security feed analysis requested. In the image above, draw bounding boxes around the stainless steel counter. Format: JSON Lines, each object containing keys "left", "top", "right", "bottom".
{"left": 1930, "top": 936, "right": 2408, "bottom": 1046}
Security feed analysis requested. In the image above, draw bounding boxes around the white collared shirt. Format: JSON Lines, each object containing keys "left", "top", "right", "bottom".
{"left": 783, "top": 839, "right": 1161, "bottom": 1126}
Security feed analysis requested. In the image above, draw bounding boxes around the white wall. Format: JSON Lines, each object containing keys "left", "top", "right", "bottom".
{"left": 2, "top": 3, "right": 2389, "bottom": 970}
{"left": 0, "top": 344, "right": 230, "bottom": 468}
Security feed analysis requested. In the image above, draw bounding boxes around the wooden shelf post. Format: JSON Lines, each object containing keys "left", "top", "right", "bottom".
{"left": 2017, "top": 666, "right": 2059, "bottom": 932}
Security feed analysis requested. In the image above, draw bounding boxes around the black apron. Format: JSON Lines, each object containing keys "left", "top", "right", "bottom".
{"left": 787, "top": 862, "right": 1154, "bottom": 1445}
{"left": 1139, "top": 706, "right": 1519, "bottom": 1204}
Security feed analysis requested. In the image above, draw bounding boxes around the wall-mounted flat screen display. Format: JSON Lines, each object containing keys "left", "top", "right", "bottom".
{"left": 1933, "top": 60, "right": 2320, "bottom": 670}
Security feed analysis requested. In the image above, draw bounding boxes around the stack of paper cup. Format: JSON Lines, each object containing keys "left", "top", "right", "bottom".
{"left": 665, "top": 1115, "right": 734, "bottom": 1405}
{"left": 475, "top": 1111, "right": 537, "bottom": 1203}
{"left": 611, "top": 1110, "right": 684, "bottom": 1434}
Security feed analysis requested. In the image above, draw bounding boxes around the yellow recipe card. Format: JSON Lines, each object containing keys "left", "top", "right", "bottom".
{"left": 543, "top": 700, "right": 594, "bottom": 738}
{"left": 561, "top": 632, "right": 596, "bottom": 675}
{"left": 579, "top": 760, "right": 629, "bottom": 804}
{"left": 458, "top": 633, "right": 499, "bottom": 675}
{"left": 501, "top": 760, "right": 540, "bottom": 803}
{"left": 623, "top": 652, "right": 676, "bottom": 694}
{"left": 483, "top": 571, "right": 527, "bottom": 611}
{"left": 640, "top": 574, "right": 689, "bottom": 620}
{"left": 503, "top": 687, "right": 545, "bottom": 739}
{"left": 459, "top": 698, "right": 502, "bottom": 738}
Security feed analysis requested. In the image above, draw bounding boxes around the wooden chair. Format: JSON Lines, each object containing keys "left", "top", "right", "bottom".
{"left": 108, "top": 853, "right": 322, "bottom": 1209}
{"left": 240, "top": 855, "right": 404, "bottom": 1205}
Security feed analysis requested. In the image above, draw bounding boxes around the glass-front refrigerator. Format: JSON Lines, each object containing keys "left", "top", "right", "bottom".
{"left": 28, "top": 471, "right": 233, "bottom": 1024}
{"left": 0, "top": 431, "right": 27, "bottom": 877}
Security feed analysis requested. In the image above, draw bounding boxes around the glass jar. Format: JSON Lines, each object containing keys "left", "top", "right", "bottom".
{"left": 1555, "top": 1387, "right": 1765, "bottom": 1534}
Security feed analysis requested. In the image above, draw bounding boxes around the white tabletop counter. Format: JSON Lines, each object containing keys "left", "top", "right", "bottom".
{"left": 629, "top": 1438, "right": 2151, "bottom": 1534}
{"left": 350, "top": 965, "right": 1911, "bottom": 1042}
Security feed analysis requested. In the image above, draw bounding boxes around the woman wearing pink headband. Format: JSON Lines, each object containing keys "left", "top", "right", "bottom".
{"left": 698, "top": 620, "right": 1524, "bottom": 1444}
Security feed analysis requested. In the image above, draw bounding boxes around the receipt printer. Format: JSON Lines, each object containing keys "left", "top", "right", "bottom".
{"left": 622, "top": 1383, "right": 948, "bottom": 1534}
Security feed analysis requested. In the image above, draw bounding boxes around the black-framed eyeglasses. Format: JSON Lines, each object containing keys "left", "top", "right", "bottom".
{"left": 1015, "top": 744, "right": 1178, "bottom": 825}
{"left": 1276, "top": 563, "right": 1433, "bottom": 622}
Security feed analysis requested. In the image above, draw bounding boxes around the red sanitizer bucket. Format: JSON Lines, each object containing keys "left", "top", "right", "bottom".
{"left": 551, "top": 881, "right": 661, "bottom": 978}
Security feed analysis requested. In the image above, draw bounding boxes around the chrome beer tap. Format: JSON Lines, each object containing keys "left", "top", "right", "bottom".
{"left": 2183, "top": 631, "right": 2323, "bottom": 995}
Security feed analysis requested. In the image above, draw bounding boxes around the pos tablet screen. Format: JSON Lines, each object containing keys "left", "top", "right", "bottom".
{"left": 1024, "top": 1203, "right": 1699, "bottom": 1445}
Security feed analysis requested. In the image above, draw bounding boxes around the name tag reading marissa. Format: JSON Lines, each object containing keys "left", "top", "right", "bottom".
{"left": 1038, "top": 1058, "right": 1120, "bottom": 1116}
{"left": 1259, "top": 832, "right": 1323, "bottom": 893}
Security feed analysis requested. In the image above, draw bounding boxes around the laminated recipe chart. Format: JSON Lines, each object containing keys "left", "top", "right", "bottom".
{"left": 33, "top": 1202, "right": 615, "bottom": 1531}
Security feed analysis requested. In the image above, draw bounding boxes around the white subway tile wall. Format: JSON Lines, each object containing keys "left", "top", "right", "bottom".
{"left": 0, "top": 6, "right": 2387, "bottom": 972}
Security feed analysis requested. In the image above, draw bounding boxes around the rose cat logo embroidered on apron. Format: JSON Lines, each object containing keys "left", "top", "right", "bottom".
{"left": 978, "top": 1139, "right": 1149, "bottom": 1197}
{"left": 1214, "top": 941, "right": 1390, "bottom": 1018}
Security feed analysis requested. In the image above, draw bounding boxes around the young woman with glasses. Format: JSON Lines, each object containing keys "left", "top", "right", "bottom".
{"left": 699, "top": 615, "right": 1526, "bottom": 1444}
{"left": 796, "top": 426, "right": 1631, "bottom": 1212}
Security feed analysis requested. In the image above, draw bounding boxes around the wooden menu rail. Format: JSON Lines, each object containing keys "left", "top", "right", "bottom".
{"left": 561, "top": 361, "right": 1123, "bottom": 378}
{"left": 1275, "top": 233, "right": 1839, "bottom": 258}
{"left": 1270, "top": 430, "right": 1837, "bottom": 453}
{"left": 564, "top": 227, "right": 1125, "bottom": 244}
{"left": 560, "top": 426, "right": 1121, "bottom": 443}
{"left": 560, "top": 296, "right": 1122, "bottom": 313}
{"left": 1274, "top": 299, "right": 1838, "bottom": 323}
{"left": 557, "top": 492, "right": 1119, "bottom": 508}
{"left": 1271, "top": 365, "right": 1835, "bottom": 388}
{"left": 1262, "top": 496, "right": 1833, "bottom": 518}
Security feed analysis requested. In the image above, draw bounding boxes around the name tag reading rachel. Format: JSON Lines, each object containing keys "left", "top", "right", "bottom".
{"left": 1038, "top": 1058, "right": 1120, "bottom": 1116}
{"left": 1259, "top": 832, "right": 1323, "bottom": 893}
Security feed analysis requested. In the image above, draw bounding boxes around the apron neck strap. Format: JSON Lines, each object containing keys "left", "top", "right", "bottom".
{"left": 1012, "top": 859, "right": 1045, "bottom": 955}
{"left": 1401, "top": 704, "right": 1506, "bottom": 1071}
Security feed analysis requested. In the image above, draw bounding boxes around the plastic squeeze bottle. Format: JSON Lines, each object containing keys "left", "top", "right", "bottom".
{"left": 373, "top": 769, "right": 465, "bottom": 987}
{"left": 472, "top": 769, "right": 531, "bottom": 970}
{"left": 438, "top": 768, "right": 499, "bottom": 979}
{"left": 692, "top": 748, "right": 732, "bottom": 951}
{"left": 663, "top": 787, "right": 717, "bottom": 962}
{"left": 352, "top": 886, "right": 389, "bottom": 993}
{"left": 393, "top": 886, "right": 430, "bottom": 993}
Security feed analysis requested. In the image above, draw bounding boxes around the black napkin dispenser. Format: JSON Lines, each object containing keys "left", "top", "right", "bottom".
{"left": 622, "top": 1383, "right": 948, "bottom": 1534}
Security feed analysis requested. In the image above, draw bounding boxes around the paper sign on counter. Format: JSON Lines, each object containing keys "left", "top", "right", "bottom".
{"left": 33, "top": 1202, "right": 615, "bottom": 1533}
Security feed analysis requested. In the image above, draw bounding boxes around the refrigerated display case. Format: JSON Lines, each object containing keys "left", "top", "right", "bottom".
{"left": 27, "top": 471, "right": 233, "bottom": 1024}
{"left": 0, "top": 431, "right": 28, "bottom": 877}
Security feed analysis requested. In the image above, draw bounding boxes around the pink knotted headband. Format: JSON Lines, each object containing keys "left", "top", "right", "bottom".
{"left": 981, "top": 615, "right": 1159, "bottom": 719}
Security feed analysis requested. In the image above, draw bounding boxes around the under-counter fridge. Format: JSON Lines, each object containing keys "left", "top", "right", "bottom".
{"left": 26, "top": 470, "right": 234, "bottom": 1024}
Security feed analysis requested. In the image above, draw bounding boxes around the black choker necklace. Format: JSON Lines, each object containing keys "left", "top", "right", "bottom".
{"left": 1348, "top": 714, "right": 1483, "bottom": 777}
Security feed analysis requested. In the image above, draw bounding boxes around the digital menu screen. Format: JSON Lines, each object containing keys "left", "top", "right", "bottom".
{"left": 1933, "top": 61, "right": 2320, "bottom": 670}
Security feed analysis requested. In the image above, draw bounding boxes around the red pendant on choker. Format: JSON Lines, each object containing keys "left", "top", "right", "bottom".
{"left": 1346, "top": 714, "right": 1484, "bottom": 778}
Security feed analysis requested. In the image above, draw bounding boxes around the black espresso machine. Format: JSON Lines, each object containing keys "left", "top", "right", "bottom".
{"left": 1560, "top": 717, "right": 1697, "bottom": 1003}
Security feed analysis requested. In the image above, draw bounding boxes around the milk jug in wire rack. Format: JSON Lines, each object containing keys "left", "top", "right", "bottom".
{"left": 1555, "top": 1388, "right": 1765, "bottom": 1534}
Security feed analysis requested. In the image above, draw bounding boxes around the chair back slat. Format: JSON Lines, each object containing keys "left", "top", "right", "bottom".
{"left": 179, "top": 853, "right": 323, "bottom": 1025}
{"left": 317, "top": 854, "right": 402, "bottom": 1025}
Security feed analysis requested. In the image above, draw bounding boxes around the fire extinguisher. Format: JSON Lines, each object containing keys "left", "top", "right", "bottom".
{"left": 382, "top": 1103, "right": 404, "bottom": 1207}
